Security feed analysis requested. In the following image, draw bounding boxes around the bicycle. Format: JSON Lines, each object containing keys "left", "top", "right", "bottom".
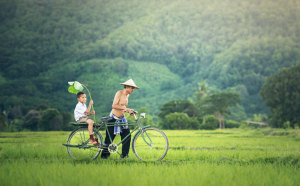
{"left": 63, "top": 112, "right": 169, "bottom": 161}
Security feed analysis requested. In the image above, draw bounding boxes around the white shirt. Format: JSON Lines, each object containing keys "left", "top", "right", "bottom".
{"left": 74, "top": 102, "right": 87, "bottom": 121}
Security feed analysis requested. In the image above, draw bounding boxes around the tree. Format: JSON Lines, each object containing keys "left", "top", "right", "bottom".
{"left": 260, "top": 63, "right": 300, "bottom": 128}
{"left": 193, "top": 82, "right": 208, "bottom": 101}
{"left": 38, "top": 108, "right": 63, "bottom": 131}
{"left": 197, "top": 92, "right": 240, "bottom": 128}
{"left": 22, "top": 110, "right": 41, "bottom": 131}
{"left": 158, "top": 100, "right": 197, "bottom": 119}
{"left": 163, "top": 112, "right": 194, "bottom": 129}
{"left": 194, "top": 82, "right": 209, "bottom": 123}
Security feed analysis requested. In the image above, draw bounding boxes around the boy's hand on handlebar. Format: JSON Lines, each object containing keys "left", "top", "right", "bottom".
{"left": 91, "top": 111, "right": 95, "bottom": 115}
{"left": 89, "top": 100, "right": 94, "bottom": 105}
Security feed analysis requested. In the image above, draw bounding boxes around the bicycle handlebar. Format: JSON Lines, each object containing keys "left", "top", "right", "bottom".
{"left": 132, "top": 110, "right": 138, "bottom": 120}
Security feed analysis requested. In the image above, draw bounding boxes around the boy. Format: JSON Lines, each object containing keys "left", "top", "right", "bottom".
{"left": 74, "top": 92, "right": 97, "bottom": 145}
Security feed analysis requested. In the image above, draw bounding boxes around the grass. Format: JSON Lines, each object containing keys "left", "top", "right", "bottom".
{"left": 0, "top": 128, "right": 300, "bottom": 186}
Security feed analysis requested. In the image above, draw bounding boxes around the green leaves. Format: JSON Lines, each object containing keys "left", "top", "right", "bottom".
{"left": 68, "top": 81, "right": 84, "bottom": 94}
{"left": 260, "top": 63, "right": 300, "bottom": 128}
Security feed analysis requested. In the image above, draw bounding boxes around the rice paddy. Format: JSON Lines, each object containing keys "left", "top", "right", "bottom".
{"left": 1, "top": 128, "right": 299, "bottom": 186}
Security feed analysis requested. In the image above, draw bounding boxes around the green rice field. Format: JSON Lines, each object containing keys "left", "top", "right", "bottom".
{"left": 1, "top": 128, "right": 300, "bottom": 186}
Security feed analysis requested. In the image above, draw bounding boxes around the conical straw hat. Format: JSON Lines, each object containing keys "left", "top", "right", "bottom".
{"left": 120, "top": 79, "right": 139, "bottom": 89}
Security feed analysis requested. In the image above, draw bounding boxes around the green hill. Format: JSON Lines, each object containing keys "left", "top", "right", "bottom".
{"left": 0, "top": 0, "right": 299, "bottom": 120}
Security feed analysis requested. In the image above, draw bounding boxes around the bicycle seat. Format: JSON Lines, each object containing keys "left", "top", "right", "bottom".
{"left": 69, "top": 122, "right": 88, "bottom": 126}
{"left": 101, "top": 117, "right": 113, "bottom": 122}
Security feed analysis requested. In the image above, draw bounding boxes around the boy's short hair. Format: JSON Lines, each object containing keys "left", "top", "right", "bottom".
{"left": 77, "top": 92, "right": 85, "bottom": 98}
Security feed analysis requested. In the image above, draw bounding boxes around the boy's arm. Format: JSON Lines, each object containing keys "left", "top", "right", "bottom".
{"left": 86, "top": 111, "right": 95, "bottom": 116}
{"left": 85, "top": 100, "right": 93, "bottom": 114}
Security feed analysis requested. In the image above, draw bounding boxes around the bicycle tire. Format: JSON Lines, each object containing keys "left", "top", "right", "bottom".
{"left": 132, "top": 127, "right": 169, "bottom": 161}
{"left": 67, "top": 127, "right": 103, "bottom": 160}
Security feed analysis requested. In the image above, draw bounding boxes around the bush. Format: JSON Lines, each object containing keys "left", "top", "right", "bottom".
{"left": 199, "top": 115, "right": 218, "bottom": 130}
{"left": 61, "top": 112, "right": 73, "bottom": 130}
{"left": 9, "top": 117, "right": 24, "bottom": 131}
{"left": 38, "top": 108, "right": 63, "bottom": 131}
{"left": 189, "top": 117, "right": 200, "bottom": 129}
{"left": 165, "top": 112, "right": 190, "bottom": 129}
{"left": 225, "top": 120, "right": 241, "bottom": 128}
{"left": 283, "top": 121, "right": 291, "bottom": 129}
{"left": 161, "top": 112, "right": 197, "bottom": 129}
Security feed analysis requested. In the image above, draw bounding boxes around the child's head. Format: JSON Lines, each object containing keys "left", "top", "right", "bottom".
{"left": 77, "top": 92, "right": 86, "bottom": 103}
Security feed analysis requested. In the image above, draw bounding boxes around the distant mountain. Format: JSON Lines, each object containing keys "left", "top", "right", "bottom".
{"left": 1, "top": 0, "right": 299, "bottom": 119}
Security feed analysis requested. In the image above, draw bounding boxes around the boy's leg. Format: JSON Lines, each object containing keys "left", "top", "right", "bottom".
{"left": 87, "top": 119, "right": 94, "bottom": 135}
{"left": 87, "top": 119, "right": 97, "bottom": 145}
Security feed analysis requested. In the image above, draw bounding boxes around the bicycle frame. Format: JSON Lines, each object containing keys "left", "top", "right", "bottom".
{"left": 64, "top": 113, "right": 152, "bottom": 151}
{"left": 64, "top": 112, "right": 169, "bottom": 161}
{"left": 97, "top": 113, "right": 151, "bottom": 149}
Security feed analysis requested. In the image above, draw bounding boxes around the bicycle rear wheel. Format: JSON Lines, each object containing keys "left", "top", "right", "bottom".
{"left": 132, "top": 127, "right": 168, "bottom": 161}
{"left": 67, "top": 128, "right": 103, "bottom": 160}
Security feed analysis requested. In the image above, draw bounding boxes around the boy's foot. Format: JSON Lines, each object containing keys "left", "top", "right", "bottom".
{"left": 89, "top": 138, "right": 97, "bottom": 145}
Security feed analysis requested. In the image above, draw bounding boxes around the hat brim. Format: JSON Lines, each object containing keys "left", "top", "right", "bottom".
{"left": 120, "top": 83, "right": 139, "bottom": 89}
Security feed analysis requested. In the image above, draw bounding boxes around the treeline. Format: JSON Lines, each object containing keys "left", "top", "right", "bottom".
{"left": 158, "top": 64, "right": 300, "bottom": 129}
{"left": 1, "top": 63, "right": 299, "bottom": 131}
{"left": 1, "top": 0, "right": 300, "bottom": 123}
{"left": 0, "top": 104, "right": 72, "bottom": 132}
{"left": 157, "top": 81, "right": 243, "bottom": 129}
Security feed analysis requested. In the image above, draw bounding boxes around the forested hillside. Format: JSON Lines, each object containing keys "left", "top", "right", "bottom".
{"left": 1, "top": 0, "right": 299, "bottom": 122}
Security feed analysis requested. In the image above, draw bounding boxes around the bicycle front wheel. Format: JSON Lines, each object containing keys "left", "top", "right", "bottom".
{"left": 67, "top": 128, "right": 103, "bottom": 160}
{"left": 132, "top": 127, "right": 169, "bottom": 161}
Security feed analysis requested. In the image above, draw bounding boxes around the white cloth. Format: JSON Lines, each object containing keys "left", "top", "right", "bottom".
{"left": 74, "top": 102, "right": 87, "bottom": 121}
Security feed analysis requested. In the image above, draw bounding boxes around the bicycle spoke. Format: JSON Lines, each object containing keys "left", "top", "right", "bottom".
{"left": 83, "top": 129, "right": 85, "bottom": 143}
{"left": 67, "top": 128, "right": 103, "bottom": 160}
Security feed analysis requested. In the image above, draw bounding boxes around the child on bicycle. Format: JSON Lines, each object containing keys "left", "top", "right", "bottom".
{"left": 74, "top": 92, "right": 97, "bottom": 145}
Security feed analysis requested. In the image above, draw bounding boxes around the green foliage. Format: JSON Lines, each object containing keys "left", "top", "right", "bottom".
{"left": 199, "top": 115, "right": 218, "bottom": 130}
{"left": 224, "top": 120, "right": 241, "bottom": 128}
{"left": 252, "top": 114, "right": 268, "bottom": 122}
{"left": 137, "top": 107, "right": 155, "bottom": 127}
{"left": 260, "top": 64, "right": 300, "bottom": 128}
{"left": 162, "top": 112, "right": 197, "bottom": 129}
{"left": 158, "top": 90, "right": 242, "bottom": 129}
{"left": 61, "top": 111, "right": 73, "bottom": 130}
{"left": 22, "top": 110, "right": 40, "bottom": 131}
{"left": 159, "top": 100, "right": 197, "bottom": 119}
{"left": 196, "top": 92, "right": 240, "bottom": 128}
{"left": 5, "top": 105, "right": 72, "bottom": 131}
{"left": 193, "top": 82, "right": 208, "bottom": 102}
{"left": 197, "top": 92, "right": 240, "bottom": 116}
{"left": 8, "top": 117, "right": 24, "bottom": 132}
{"left": 283, "top": 121, "right": 291, "bottom": 129}
{"left": 67, "top": 81, "right": 84, "bottom": 94}
{"left": 160, "top": 80, "right": 178, "bottom": 91}
{"left": 1, "top": 0, "right": 300, "bottom": 122}
{"left": 0, "top": 113, "right": 7, "bottom": 131}
{"left": 38, "top": 108, "right": 68, "bottom": 131}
